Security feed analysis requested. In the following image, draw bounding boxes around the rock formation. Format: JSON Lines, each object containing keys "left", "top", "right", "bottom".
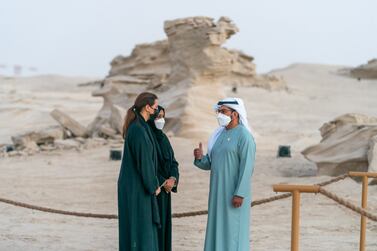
{"left": 302, "top": 113, "right": 377, "bottom": 177}
{"left": 11, "top": 126, "right": 64, "bottom": 152}
{"left": 339, "top": 58, "right": 377, "bottom": 80}
{"left": 350, "top": 58, "right": 377, "bottom": 80}
{"left": 88, "top": 16, "right": 286, "bottom": 138}
{"left": 4, "top": 16, "right": 286, "bottom": 156}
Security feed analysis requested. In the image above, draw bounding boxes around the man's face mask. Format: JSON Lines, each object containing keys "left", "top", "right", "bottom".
{"left": 154, "top": 118, "right": 165, "bottom": 130}
{"left": 217, "top": 113, "right": 232, "bottom": 127}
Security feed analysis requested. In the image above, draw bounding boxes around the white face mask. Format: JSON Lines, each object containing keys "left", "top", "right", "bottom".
{"left": 154, "top": 118, "right": 165, "bottom": 130}
{"left": 217, "top": 113, "right": 231, "bottom": 127}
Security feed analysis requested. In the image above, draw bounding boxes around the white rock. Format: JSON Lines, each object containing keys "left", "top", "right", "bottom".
{"left": 302, "top": 113, "right": 377, "bottom": 176}
{"left": 50, "top": 109, "right": 88, "bottom": 137}
{"left": 110, "top": 105, "right": 127, "bottom": 134}
{"left": 88, "top": 16, "right": 286, "bottom": 138}
{"left": 368, "top": 135, "right": 377, "bottom": 173}
{"left": 84, "top": 137, "right": 108, "bottom": 149}
{"left": 54, "top": 139, "right": 80, "bottom": 150}
{"left": 11, "top": 126, "right": 64, "bottom": 149}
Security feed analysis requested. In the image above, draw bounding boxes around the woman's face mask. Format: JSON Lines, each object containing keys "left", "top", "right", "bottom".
{"left": 154, "top": 118, "right": 165, "bottom": 130}
{"left": 217, "top": 113, "right": 231, "bottom": 127}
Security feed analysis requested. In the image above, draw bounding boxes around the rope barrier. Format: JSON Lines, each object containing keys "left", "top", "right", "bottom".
{"left": 173, "top": 193, "right": 294, "bottom": 218}
{"left": 0, "top": 173, "right": 373, "bottom": 220}
{"left": 315, "top": 173, "right": 349, "bottom": 186}
{"left": 251, "top": 193, "right": 292, "bottom": 207}
{"left": 0, "top": 197, "right": 117, "bottom": 219}
{"left": 318, "top": 187, "right": 377, "bottom": 222}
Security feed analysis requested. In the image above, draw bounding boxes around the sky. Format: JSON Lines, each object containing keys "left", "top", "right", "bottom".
{"left": 1, "top": 0, "right": 376, "bottom": 77}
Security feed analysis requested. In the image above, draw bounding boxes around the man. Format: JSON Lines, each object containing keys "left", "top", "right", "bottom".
{"left": 193, "top": 97, "right": 256, "bottom": 251}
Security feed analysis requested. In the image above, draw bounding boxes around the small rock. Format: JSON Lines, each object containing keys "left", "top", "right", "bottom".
{"left": 23, "top": 141, "right": 40, "bottom": 153}
{"left": 11, "top": 126, "right": 63, "bottom": 149}
{"left": 40, "top": 144, "right": 57, "bottom": 151}
{"left": 84, "top": 137, "right": 108, "bottom": 149}
{"left": 8, "top": 151, "right": 22, "bottom": 157}
{"left": 54, "top": 139, "right": 80, "bottom": 150}
{"left": 74, "top": 137, "right": 86, "bottom": 144}
{"left": 100, "top": 126, "right": 117, "bottom": 138}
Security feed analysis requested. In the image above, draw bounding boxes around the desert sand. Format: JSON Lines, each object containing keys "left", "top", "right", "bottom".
{"left": 0, "top": 63, "right": 377, "bottom": 250}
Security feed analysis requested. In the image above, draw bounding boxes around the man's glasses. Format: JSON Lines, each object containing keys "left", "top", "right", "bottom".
{"left": 216, "top": 108, "right": 233, "bottom": 114}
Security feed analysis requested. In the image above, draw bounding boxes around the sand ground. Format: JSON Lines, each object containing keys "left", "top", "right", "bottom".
{"left": 0, "top": 64, "right": 377, "bottom": 250}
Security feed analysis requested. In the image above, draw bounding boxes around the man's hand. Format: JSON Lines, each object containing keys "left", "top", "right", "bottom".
{"left": 193, "top": 142, "right": 204, "bottom": 160}
{"left": 232, "top": 195, "right": 244, "bottom": 208}
{"left": 155, "top": 187, "right": 161, "bottom": 196}
{"left": 163, "top": 178, "right": 176, "bottom": 193}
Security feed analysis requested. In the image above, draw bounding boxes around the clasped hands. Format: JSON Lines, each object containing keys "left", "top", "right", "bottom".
{"left": 155, "top": 178, "right": 176, "bottom": 195}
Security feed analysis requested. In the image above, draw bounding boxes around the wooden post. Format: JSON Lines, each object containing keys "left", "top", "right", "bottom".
{"left": 348, "top": 172, "right": 377, "bottom": 251}
{"left": 273, "top": 185, "right": 320, "bottom": 251}
{"left": 359, "top": 175, "right": 368, "bottom": 251}
{"left": 292, "top": 190, "right": 300, "bottom": 251}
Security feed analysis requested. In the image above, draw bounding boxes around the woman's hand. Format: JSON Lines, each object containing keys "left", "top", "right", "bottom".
{"left": 155, "top": 187, "right": 161, "bottom": 196}
{"left": 163, "top": 178, "right": 176, "bottom": 193}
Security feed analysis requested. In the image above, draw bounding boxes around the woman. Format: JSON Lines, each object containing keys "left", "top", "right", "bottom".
{"left": 148, "top": 106, "right": 179, "bottom": 251}
{"left": 118, "top": 92, "right": 162, "bottom": 251}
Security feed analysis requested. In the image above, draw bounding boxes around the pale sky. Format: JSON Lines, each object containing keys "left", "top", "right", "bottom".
{"left": 1, "top": 0, "right": 376, "bottom": 77}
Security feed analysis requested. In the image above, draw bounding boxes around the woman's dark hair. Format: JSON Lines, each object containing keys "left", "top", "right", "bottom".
{"left": 122, "top": 92, "right": 158, "bottom": 138}
{"left": 150, "top": 105, "right": 165, "bottom": 121}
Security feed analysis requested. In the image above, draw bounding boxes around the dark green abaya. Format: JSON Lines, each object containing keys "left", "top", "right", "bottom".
{"left": 118, "top": 113, "right": 161, "bottom": 251}
{"left": 148, "top": 111, "right": 179, "bottom": 251}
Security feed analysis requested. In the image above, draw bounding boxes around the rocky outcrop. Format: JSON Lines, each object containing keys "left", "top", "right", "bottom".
{"left": 163, "top": 17, "right": 255, "bottom": 85}
{"left": 350, "top": 59, "right": 377, "bottom": 80}
{"left": 109, "top": 40, "right": 170, "bottom": 82}
{"left": 10, "top": 126, "right": 64, "bottom": 153}
{"left": 87, "top": 16, "right": 285, "bottom": 137}
{"left": 302, "top": 113, "right": 377, "bottom": 176}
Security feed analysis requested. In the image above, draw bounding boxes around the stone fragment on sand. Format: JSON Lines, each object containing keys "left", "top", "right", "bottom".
{"left": 74, "top": 137, "right": 86, "bottom": 144}
{"left": 11, "top": 126, "right": 64, "bottom": 150}
{"left": 83, "top": 137, "right": 108, "bottom": 149}
{"left": 7, "top": 151, "right": 23, "bottom": 157}
{"left": 40, "top": 145, "right": 57, "bottom": 151}
{"left": 54, "top": 139, "right": 80, "bottom": 150}
{"left": 100, "top": 126, "right": 117, "bottom": 138}
{"left": 50, "top": 109, "right": 88, "bottom": 137}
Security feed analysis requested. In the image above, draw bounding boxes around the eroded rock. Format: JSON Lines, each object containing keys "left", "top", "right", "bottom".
{"left": 302, "top": 113, "right": 377, "bottom": 176}
{"left": 11, "top": 126, "right": 64, "bottom": 150}
{"left": 50, "top": 109, "right": 88, "bottom": 137}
